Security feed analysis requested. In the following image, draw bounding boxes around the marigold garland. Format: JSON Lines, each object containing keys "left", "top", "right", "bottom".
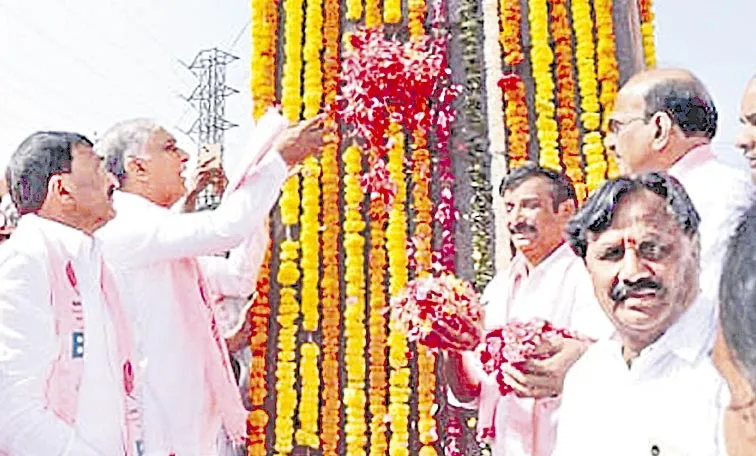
{"left": 368, "top": 147, "right": 389, "bottom": 455}
{"left": 247, "top": 245, "right": 272, "bottom": 456}
{"left": 411, "top": 131, "right": 438, "bottom": 454}
{"left": 499, "top": 0, "right": 524, "bottom": 66}
{"left": 528, "top": 0, "right": 560, "bottom": 172}
{"left": 365, "top": 0, "right": 381, "bottom": 28}
{"left": 251, "top": 0, "right": 279, "bottom": 120}
{"left": 274, "top": 0, "right": 304, "bottom": 452}
{"left": 638, "top": 0, "right": 657, "bottom": 68}
{"left": 386, "top": 122, "right": 411, "bottom": 456}
{"left": 571, "top": 0, "right": 606, "bottom": 192}
{"left": 346, "top": 0, "right": 363, "bottom": 21}
{"left": 295, "top": 342, "right": 320, "bottom": 448}
{"left": 594, "top": 0, "right": 620, "bottom": 178}
{"left": 383, "top": 0, "right": 401, "bottom": 23}
{"left": 343, "top": 144, "right": 368, "bottom": 455}
{"left": 303, "top": 0, "right": 324, "bottom": 118}
{"left": 408, "top": 0, "right": 426, "bottom": 39}
{"left": 320, "top": 0, "right": 342, "bottom": 454}
{"left": 482, "top": 0, "right": 507, "bottom": 171}
{"left": 550, "top": 0, "right": 586, "bottom": 200}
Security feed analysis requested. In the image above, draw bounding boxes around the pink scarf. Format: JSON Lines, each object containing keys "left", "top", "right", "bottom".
{"left": 41, "top": 229, "right": 143, "bottom": 455}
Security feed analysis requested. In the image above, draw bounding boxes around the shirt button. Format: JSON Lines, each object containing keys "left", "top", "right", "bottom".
{"left": 650, "top": 444, "right": 660, "bottom": 455}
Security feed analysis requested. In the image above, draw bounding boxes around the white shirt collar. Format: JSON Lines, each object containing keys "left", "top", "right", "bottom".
{"left": 668, "top": 144, "right": 716, "bottom": 180}
{"left": 18, "top": 213, "right": 96, "bottom": 259}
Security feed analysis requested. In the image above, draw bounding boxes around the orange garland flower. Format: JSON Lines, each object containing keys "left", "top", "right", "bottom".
{"left": 550, "top": 0, "right": 585, "bottom": 201}
{"left": 320, "top": 0, "right": 342, "bottom": 454}
{"left": 499, "top": 0, "right": 524, "bottom": 66}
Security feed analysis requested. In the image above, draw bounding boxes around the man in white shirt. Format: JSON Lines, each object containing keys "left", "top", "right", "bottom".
{"left": 0, "top": 131, "right": 139, "bottom": 455}
{"left": 554, "top": 172, "right": 724, "bottom": 456}
{"left": 434, "top": 163, "right": 612, "bottom": 456}
{"left": 94, "top": 114, "right": 323, "bottom": 456}
{"left": 604, "top": 67, "right": 753, "bottom": 313}
{"left": 711, "top": 200, "right": 756, "bottom": 456}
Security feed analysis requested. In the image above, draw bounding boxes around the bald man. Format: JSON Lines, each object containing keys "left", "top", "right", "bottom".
{"left": 735, "top": 76, "right": 756, "bottom": 182}
{"left": 603, "top": 67, "right": 753, "bottom": 347}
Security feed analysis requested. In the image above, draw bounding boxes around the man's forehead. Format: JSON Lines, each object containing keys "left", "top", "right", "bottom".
{"left": 150, "top": 127, "right": 175, "bottom": 144}
{"left": 590, "top": 191, "right": 680, "bottom": 241}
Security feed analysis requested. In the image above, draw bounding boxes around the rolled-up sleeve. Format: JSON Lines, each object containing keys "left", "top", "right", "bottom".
{"left": 0, "top": 248, "right": 101, "bottom": 455}
{"left": 100, "top": 151, "right": 287, "bottom": 268}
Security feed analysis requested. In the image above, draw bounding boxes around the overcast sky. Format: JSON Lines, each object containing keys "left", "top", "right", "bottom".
{"left": 0, "top": 0, "right": 752, "bottom": 170}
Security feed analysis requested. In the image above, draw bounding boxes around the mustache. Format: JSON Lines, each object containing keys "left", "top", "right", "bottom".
{"left": 610, "top": 277, "right": 665, "bottom": 303}
{"left": 508, "top": 222, "right": 537, "bottom": 235}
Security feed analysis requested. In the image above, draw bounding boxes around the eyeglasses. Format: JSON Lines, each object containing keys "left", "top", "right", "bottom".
{"left": 607, "top": 117, "right": 646, "bottom": 135}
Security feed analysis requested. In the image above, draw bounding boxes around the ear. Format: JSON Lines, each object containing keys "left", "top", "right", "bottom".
{"left": 651, "top": 111, "right": 674, "bottom": 151}
{"left": 124, "top": 156, "right": 149, "bottom": 182}
{"left": 47, "top": 174, "right": 73, "bottom": 204}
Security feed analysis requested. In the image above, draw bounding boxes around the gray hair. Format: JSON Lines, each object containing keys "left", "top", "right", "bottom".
{"left": 96, "top": 118, "right": 161, "bottom": 186}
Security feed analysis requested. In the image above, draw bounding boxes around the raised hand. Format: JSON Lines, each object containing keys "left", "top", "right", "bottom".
{"left": 275, "top": 114, "right": 327, "bottom": 167}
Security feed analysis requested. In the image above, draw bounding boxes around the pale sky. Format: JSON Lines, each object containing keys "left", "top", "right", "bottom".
{"left": 0, "top": 0, "right": 752, "bottom": 171}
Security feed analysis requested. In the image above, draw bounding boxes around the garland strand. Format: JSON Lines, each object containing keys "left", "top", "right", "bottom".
{"left": 346, "top": 0, "right": 363, "bottom": 21}
{"left": 594, "top": 0, "right": 620, "bottom": 178}
{"left": 366, "top": 0, "right": 381, "bottom": 28}
{"left": 386, "top": 122, "right": 411, "bottom": 456}
{"left": 499, "top": 0, "right": 528, "bottom": 167}
{"left": 274, "top": 0, "right": 304, "bottom": 452}
{"left": 550, "top": 0, "right": 586, "bottom": 200}
{"left": 383, "top": 0, "right": 401, "bottom": 23}
{"left": 247, "top": 245, "right": 272, "bottom": 456}
{"left": 251, "top": 0, "right": 279, "bottom": 120}
{"left": 343, "top": 144, "right": 368, "bottom": 456}
{"left": 320, "top": 0, "right": 342, "bottom": 454}
{"left": 571, "top": 0, "right": 606, "bottom": 193}
{"left": 528, "top": 0, "right": 560, "bottom": 171}
{"left": 638, "top": 0, "right": 657, "bottom": 68}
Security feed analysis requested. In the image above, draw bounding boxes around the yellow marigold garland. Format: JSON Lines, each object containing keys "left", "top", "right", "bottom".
{"left": 251, "top": 0, "right": 278, "bottom": 120}
{"left": 571, "top": 0, "right": 606, "bottom": 192}
{"left": 346, "top": 0, "right": 363, "bottom": 21}
{"left": 550, "top": 0, "right": 586, "bottom": 200}
{"left": 295, "top": 342, "right": 320, "bottom": 449}
{"left": 386, "top": 123, "right": 411, "bottom": 456}
{"left": 343, "top": 144, "right": 368, "bottom": 456}
{"left": 594, "top": 0, "right": 621, "bottom": 178}
{"left": 320, "top": 0, "right": 341, "bottom": 454}
{"left": 383, "top": 0, "right": 401, "bottom": 24}
{"left": 366, "top": 0, "right": 381, "bottom": 28}
{"left": 303, "top": 0, "right": 324, "bottom": 119}
{"left": 408, "top": 0, "right": 426, "bottom": 39}
{"left": 638, "top": 0, "right": 657, "bottom": 68}
{"left": 274, "top": 0, "right": 304, "bottom": 452}
{"left": 247, "top": 245, "right": 272, "bottom": 456}
{"left": 411, "top": 131, "right": 438, "bottom": 455}
{"left": 528, "top": 0, "right": 560, "bottom": 172}
{"left": 368, "top": 149, "right": 389, "bottom": 455}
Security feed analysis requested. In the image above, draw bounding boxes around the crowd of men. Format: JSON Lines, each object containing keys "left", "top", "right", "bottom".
{"left": 1, "top": 67, "right": 756, "bottom": 456}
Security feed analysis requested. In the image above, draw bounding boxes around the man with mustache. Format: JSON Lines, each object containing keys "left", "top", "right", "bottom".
{"left": 553, "top": 172, "right": 724, "bottom": 456}
{"left": 735, "top": 75, "right": 756, "bottom": 182}
{"left": 604, "top": 67, "right": 752, "bottom": 313}
{"left": 435, "top": 163, "right": 612, "bottom": 456}
{"left": 94, "top": 114, "right": 323, "bottom": 455}
{"left": 0, "top": 132, "right": 142, "bottom": 455}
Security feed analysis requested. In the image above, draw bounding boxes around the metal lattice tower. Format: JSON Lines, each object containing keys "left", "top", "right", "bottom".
{"left": 184, "top": 48, "right": 239, "bottom": 210}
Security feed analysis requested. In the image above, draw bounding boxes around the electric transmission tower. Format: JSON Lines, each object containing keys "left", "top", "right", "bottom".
{"left": 184, "top": 48, "right": 239, "bottom": 210}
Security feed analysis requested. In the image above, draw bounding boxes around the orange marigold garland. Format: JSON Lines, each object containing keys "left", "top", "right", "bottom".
{"left": 499, "top": 0, "right": 524, "bottom": 67}
{"left": 550, "top": 0, "right": 586, "bottom": 200}
{"left": 386, "top": 122, "right": 411, "bottom": 456}
{"left": 498, "top": 0, "right": 528, "bottom": 167}
{"left": 368, "top": 147, "right": 389, "bottom": 455}
{"left": 320, "top": 0, "right": 342, "bottom": 454}
{"left": 410, "top": 131, "right": 438, "bottom": 455}
{"left": 247, "top": 245, "right": 272, "bottom": 456}
{"left": 343, "top": 144, "right": 368, "bottom": 455}
{"left": 251, "top": 0, "right": 278, "bottom": 120}
{"left": 638, "top": 0, "right": 657, "bottom": 68}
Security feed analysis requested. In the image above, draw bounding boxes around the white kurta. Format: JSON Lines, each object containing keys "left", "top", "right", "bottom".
{"left": 668, "top": 145, "right": 753, "bottom": 314}
{"left": 0, "top": 215, "right": 126, "bottom": 455}
{"left": 96, "top": 151, "right": 287, "bottom": 456}
{"left": 457, "top": 243, "right": 613, "bottom": 456}
{"left": 553, "top": 294, "right": 724, "bottom": 456}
